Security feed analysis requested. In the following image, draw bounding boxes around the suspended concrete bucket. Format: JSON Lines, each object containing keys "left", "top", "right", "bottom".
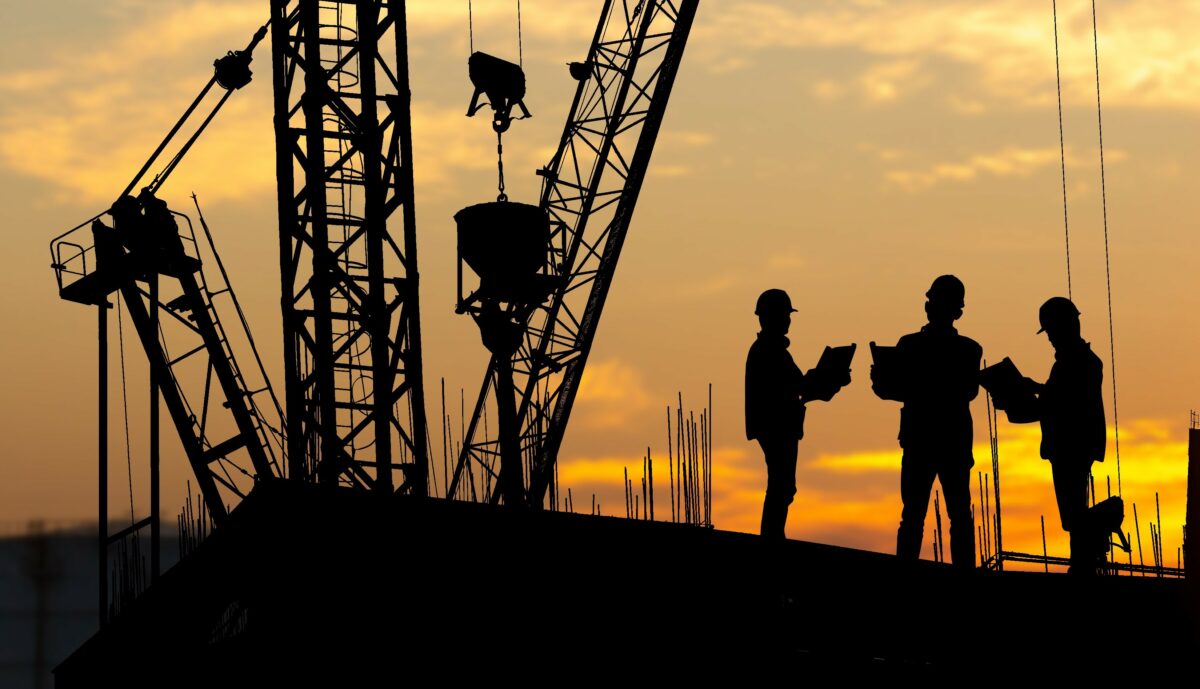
{"left": 454, "top": 200, "right": 551, "bottom": 306}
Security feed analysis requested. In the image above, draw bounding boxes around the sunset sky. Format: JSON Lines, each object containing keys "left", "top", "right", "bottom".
{"left": 1, "top": 0, "right": 1196, "bottom": 568}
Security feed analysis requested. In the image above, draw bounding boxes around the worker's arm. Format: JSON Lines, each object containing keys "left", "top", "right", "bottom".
{"left": 802, "top": 363, "right": 851, "bottom": 403}
{"left": 957, "top": 340, "right": 983, "bottom": 403}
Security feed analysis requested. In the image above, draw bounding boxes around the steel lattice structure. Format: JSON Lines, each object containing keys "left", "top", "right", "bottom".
{"left": 449, "top": 0, "right": 698, "bottom": 505}
{"left": 51, "top": 209, "right": 283, "bottom": 525}
{"left": 270, "top": 0, "right": 429, "bottom": 493}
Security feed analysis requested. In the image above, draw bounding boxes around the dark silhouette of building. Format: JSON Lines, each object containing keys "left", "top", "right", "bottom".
{"left": 746, "top": 289, "right": 849, "bottom": 539}
{"left": 50, "top": 482, "right": 1198, "bottom": 682}
{"left": 872, "top": 275, "right": 981, "bottom": 568}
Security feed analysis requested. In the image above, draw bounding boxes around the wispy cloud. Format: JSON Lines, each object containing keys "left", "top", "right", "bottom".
{"left": 858, "top": 59, "right": 929, "bottom": 104}
{"left": 882, "top": 145, "right": 1127, "bottom": 192}
{"left": 663, "top": 130, "right": 716, "bottom": 148}
{"left": 573, "top": 359, "right": 656, "bottom": 430}
{"left": 0, "top": 2, "right": 521, "bottom": 204}
{"left": 694, "top": 1, "right": 1200, "bottom": 109}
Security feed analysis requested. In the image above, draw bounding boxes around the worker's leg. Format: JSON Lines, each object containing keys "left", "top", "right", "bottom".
{"left": 1051, "top": 459, "right": 1093, "bottom": 572}
{"left": 938, "top": 462, "right": 976, "bottom": 569}
{"left": 897, "top": 454, "right": 937, "bottom": 559}
{"left": 759, "top": 436, "right": 798, "bottom": 540}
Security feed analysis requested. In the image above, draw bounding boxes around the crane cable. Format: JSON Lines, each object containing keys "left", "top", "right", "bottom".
{"left": 1052, "top": 0, "right": 1073, "bottom": 301}
{"left": 467, "top": 0, "right": 524, "bottom": 65}
{"left": 116, "top": 294, "right": 137, "bottom": 523}
{"left": 1091, "top": 0, "right": 1122, "bottom": 496}
{"left": 1051, "top": 1, "right": 1121, "bottom": 495}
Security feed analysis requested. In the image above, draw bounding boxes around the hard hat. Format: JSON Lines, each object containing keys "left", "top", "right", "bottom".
{"left": 1037, "top": 296, "right": 1080, "bottom": 333}
{"left": 755, "top": 288, "right": 797, "bottom": 316}
{"left": 925, "top": 274, "right": 965, "bottom": 308}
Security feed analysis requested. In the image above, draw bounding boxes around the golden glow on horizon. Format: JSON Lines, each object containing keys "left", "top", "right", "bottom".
{"left": 558, "top": 417, "right": 1189, "bottom": 563}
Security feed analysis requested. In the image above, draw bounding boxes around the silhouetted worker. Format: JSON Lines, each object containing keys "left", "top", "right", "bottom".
{"left": 873, "top": 275, "right": 981, "bottom": 568}
{"left": 745, "top": 289, "right": 849, "bottom": 540}
{"left": 1023, "top": 297, "right": 1107, "bottom": 574}
{"left": 90, "top": 219, "right": 124, "bottom": 273}
{"left": 139, "top": 193, "right": 189, "bottom": 267}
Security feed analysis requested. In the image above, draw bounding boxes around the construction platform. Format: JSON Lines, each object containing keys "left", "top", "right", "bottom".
{"left": 55, "top": 481, "right": 1198, "bottom": 683}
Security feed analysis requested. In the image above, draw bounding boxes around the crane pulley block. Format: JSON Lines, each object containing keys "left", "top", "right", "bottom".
{"left": 214, "top": 23, "right": 268, "bottom": 91}
{"left": 467, "top": 51, "right": 532, "bottom": 133}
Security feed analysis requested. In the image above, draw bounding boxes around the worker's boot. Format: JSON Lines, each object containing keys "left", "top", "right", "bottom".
{"left": 1067, "top": 529, "right": 1098, "bottom": 576}
{"left": 760, "top": 499, "right": 788, "bottom": 540}
{"left": 896, "top": 524, "right": 923, "bottom": 560}
{"left": 949, "top": 517, "right": 977, "bottom": 570}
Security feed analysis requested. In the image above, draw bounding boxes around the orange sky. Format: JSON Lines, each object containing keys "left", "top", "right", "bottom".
{"left": 1, "top": 1, "right": 1196, "bottom": 567}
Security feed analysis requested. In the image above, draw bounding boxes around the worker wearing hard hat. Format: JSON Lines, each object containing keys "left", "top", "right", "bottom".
{"left": 1022, "top": 297, "right": 1108, "bottom": 573}
{"left": 872, "top": 275, "right": 982, "bottom": 569}
{"left": 745, "top": 288, "right": 851, "bottom": 540}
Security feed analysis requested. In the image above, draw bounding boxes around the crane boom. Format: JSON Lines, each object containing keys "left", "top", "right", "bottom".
{"left": 449, "top": 0, "right": 699, "bottom": 505}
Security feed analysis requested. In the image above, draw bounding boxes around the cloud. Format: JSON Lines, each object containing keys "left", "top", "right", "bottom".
{"left": 858, "top": 59, "right": 929, "bottom": 104}
{"left": 765, "top": 253, "right": 806, "bottom": 272}
{"left": 882, "top": 145, "right": 1128, "bottom": 192}
{"left": 811, "top": 79, "right": 847, "bottom": 102}
{"left": 573, "top": 359, "right": 655, "bottom": 430}
{"left": 649, "top": 164, "right": 692, "bottom": 178}
{"left": 663, "top": 131, "right": 716, "bottom": 148}
{"left": 857, "top": 143, "right": 910, "bottom": 163}
{"left": 947, "top": 94, "right": 987, "bottom": 115}
{"left": 693, "top": 1, "right": 1200, "bottom": 110}
{"left": 0, "top": 1, "right": 513, "bottom": 204}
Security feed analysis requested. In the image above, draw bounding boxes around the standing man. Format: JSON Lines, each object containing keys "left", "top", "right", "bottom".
{"left": 1023, "top": 297, "right": 1107, "bottom": 573}
{"left": 872, "top": 275, "right": 981, "bottom": 569}
{"left": 745, "top": 289, "right": 849, "bottom": 540}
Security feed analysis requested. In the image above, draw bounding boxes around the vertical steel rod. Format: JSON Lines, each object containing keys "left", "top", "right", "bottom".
{"left": 98, "top": 303, "right": 108, "bottom": 625}
{"left": 149, "top": 276, "right": 160, "bottom": 580}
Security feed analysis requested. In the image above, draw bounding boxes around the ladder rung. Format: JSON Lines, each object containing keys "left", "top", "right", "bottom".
{"left": 334, "top": 401, "right": 373, "bottom": 411}
{"left": 317, "top": 38, "right": 359, "bottom": 48}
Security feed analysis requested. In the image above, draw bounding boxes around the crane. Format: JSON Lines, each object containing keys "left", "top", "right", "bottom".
{"left": 448, "top": 0, "right": 699, "bottom": 506}
{"left": 49, "top": 25, "right": 284, "bottom": 528}
{"left": 47, "top": 0, "right": 697, "bottom": 624}
{"left": 268, "top": 0, "right": 431, "bottom": 494}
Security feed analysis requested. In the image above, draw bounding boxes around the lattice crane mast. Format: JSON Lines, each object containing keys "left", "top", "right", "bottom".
{"left": 268, "top": 0, "right": 431, "bottom": 494}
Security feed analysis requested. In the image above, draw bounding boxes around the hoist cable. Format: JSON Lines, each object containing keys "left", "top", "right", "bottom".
{"left": 1052, "top": 0, "right": 1073, "bottom": 300}
{"left": 1091, "top": 0, "right": 1121, "bottom": 496}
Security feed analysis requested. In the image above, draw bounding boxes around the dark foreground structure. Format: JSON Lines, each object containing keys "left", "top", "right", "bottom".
{"left": 56, "top": 481, "right": 1197, "bottom": 683}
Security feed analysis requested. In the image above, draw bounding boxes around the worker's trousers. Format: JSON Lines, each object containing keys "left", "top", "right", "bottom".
{"left": 897, "top": 454, "right": 975, "bottom": 569}
{"left": 1051, "top": 459, "right": 1100, "bottom": 572}
{"left": 758, "top": 436, "right": 798, "bottom": 540}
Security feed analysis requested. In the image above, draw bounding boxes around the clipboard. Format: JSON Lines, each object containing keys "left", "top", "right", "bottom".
{"left": 816, "top": 343, "right": 856, "bottom": 372}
